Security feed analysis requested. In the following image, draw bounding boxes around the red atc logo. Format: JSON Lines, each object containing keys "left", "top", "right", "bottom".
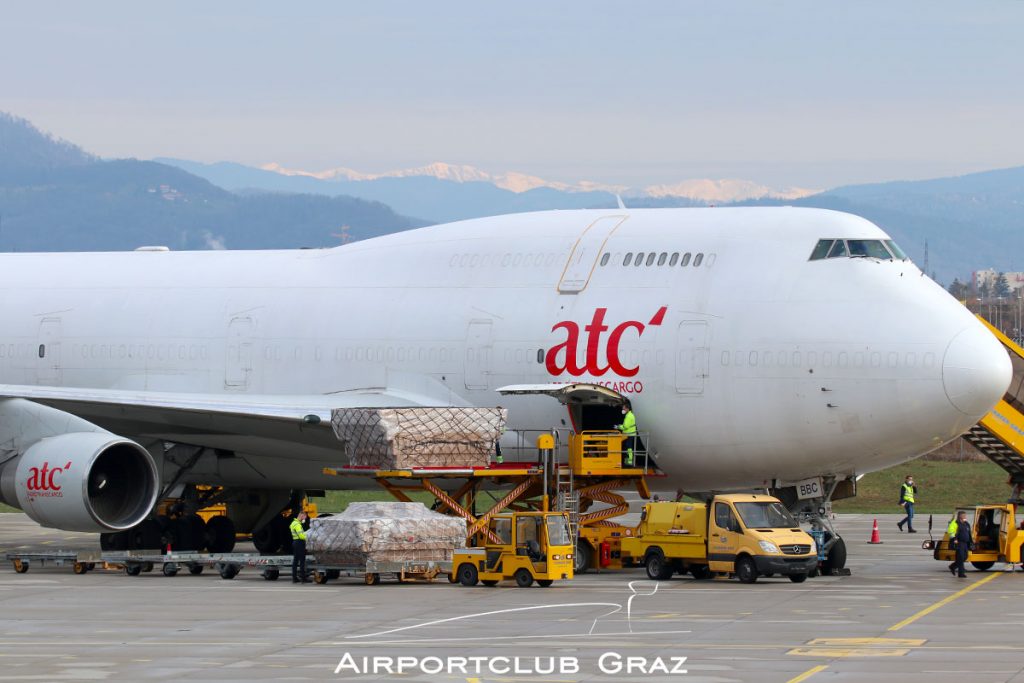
{"left": 545, "top": 306, "right": 667, "bottom": 378}
{"left": 25, "top": 461, "right": 71, "bottom": 498}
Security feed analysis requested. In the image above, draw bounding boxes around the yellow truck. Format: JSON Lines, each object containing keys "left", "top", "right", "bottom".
{"left": 621, "top": 494, "right": 819, "bottom": 583}
{"left": 927, "top": 503, "right": 1024, "bottom": 570}
{"left": 452, "top": 511, "right": 574, "bottom": 587}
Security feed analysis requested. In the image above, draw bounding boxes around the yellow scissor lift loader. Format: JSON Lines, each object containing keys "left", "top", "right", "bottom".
{"left": 322, "top": 384, "right": 662, "bottom": 575}
{"left": 923, "top": 315, "right": 1024, "bottom": 570}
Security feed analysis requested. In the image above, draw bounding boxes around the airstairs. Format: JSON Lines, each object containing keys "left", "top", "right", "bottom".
{"left": 963, "top": 316, "right": 1024, "bottom": 492}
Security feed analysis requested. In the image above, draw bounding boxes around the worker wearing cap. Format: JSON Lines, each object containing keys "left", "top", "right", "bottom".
{"left": 897, "top": 475, "right": 917, "bottom": 533}
{"left": 290, "top": 510, "right": 310, "bottom": 583}
{"left": 616, "top": 400, "right": 638, "bottom": 467}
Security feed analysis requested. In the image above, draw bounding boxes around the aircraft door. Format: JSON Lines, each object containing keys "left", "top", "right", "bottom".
{"left": 36, "top": 318, "right": 62, "bottom": 385}
{"left": 225, "top": 316, "right": 254, "bottom": 390}
{"left": 557, "top": 215, "right": 627, "bottom": 293}
{"left": 675, "top": 321, "right": 709, "bottom": 394}
{"left": 464, "top": 320, "right": 493, "bottom": 390}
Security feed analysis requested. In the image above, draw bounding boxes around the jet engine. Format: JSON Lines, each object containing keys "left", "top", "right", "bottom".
{"left": 0, "top": 400, "right": 160, "bottom": 533}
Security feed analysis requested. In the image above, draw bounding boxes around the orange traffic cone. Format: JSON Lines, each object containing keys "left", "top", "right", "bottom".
{"left": 868, "top": 518, "right": 883, "bottom": 544}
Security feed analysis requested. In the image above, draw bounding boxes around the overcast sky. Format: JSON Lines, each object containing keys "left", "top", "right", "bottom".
{"left": 2, "top": 1, "right": 1022, "bottom": 189}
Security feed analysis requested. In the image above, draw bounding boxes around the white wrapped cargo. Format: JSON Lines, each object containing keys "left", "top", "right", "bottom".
{"left": 331, "top": 407, "right": 507, "bottom": 469}
{"left": 306, "top": 502, "right": 467, "bottom": 565}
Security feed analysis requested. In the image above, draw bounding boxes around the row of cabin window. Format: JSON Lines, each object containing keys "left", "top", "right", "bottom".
{"left": 599, "top": 251, "right": 706, "bottom": 268}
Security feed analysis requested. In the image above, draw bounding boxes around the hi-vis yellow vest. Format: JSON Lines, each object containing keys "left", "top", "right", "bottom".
{"left": 901, "top": 483, "right": 915, "bottom": 504}
{"left": 289, "top": 518, "right": 307, "bottom": 541}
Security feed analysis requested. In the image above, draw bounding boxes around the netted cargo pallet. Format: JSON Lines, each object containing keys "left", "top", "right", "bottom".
{"left": 306, "top": 502, "right": 467, "bottom": 565}
{"left": 332, "top": 407, "right": 507, "bottom": 469}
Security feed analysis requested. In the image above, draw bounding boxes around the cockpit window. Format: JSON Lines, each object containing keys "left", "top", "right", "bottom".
{"left": 809, "top": 239, "right": 834, "bottom": 260}
{"left": 884, "top": 240, "right": 908, "bottom": 260}
{"left": 848, "top": 239, "right": 892, "bottom": 259}
{"left": 826, "top": 240, "right": 848, "bottom": 258}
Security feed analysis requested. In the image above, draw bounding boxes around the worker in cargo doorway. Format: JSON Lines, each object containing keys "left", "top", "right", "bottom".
{"left": 494, "top": 406, "right": 505, "bottom": 465}
{"left": 290, "top": 510, "right": 310, "bottom": 583}
{"left": 949, "top": 510, "right": 973, "bottom": 578}
{"left": 615, "top": 400, "right": 641, "bottom": 468}
{"left": 897, "top": 474, "right": 917, "bottom": 533}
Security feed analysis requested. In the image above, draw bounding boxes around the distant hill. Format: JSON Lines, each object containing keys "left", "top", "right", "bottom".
{"left": 0, "top": 114, "right": 422, "bottom": 252}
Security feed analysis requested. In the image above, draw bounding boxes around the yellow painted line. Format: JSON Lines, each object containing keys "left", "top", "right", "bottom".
{"left": 789, "top": 647, "right": 910, "bottom": 657}
{"left": 888, "top": 571, "right": 1002, "bottom": 632}
{"left": 807, "top": 638, "right": 925, "bottom": 647}
{"left": 787, "top": 664, "right": 828, "bottom": 683}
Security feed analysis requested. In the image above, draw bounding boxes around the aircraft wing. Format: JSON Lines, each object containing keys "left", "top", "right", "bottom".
{"left": 0, "top": 384, "right": 446, "bottom": 460}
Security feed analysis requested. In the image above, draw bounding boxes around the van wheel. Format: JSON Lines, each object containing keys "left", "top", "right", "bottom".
{"left": 735, "top": 556, "right": 758, "bottom": 584}
{"left": 458, "top": 563, "right": 479, "bottom": 587}
{"left": 514, "top": 568, "right": 534, "bottom": 587}
{"left": 645, "top": 552, "right": 673, "bottom": 581}
{"left": 789, "top": 573, "right": 808, "bottom": 583}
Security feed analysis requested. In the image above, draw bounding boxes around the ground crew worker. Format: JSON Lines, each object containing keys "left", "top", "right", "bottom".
{"left": 616, "top": 400, "right": 638, "bottom": 467}
{"left": 949, "top": 510, "right": 973, "bottom": 578}
{"left": 494, "top": 406, "right": 505, "bottom": 465}
{"left": 946, "top": 514, "right": 958, "bottom": 540}
{"left": 290, "top": 510, "right": 310, "bottom": 583}
{"left": 897, "top": 474, "right": 917, "bottom": 533}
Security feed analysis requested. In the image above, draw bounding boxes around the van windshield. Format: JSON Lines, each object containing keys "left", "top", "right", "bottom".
{"left": 546, "top": 516, "right": 572, "bottom": 546}
{"left": 734, "top": 502, "right": 799, "bottom": 529}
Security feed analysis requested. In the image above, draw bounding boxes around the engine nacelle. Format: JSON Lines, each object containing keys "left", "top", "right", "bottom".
{"left": 2, "top": 432, "right": 159, "bottom": 532}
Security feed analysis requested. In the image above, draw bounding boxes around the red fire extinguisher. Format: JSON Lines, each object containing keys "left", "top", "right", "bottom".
{"left": 599, "top": 541, "right": 611, "bottom": 568}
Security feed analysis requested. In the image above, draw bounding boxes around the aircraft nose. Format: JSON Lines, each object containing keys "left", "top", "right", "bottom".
{"left": 942, "top": 325, "right": 1012, "bottom": 417}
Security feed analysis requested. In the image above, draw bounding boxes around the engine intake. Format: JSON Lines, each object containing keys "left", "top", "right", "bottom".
{"left": 3, "top": 432, "right": 159, "bottom": 532}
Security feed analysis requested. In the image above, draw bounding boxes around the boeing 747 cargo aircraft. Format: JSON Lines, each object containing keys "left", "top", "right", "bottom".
{"left": 0, "top": 207, "right": 1010, "bottom": 568}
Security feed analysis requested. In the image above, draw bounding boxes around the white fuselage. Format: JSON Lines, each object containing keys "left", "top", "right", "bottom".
{"left": 0, "top": 208, "right": 1009, "bottom": 490}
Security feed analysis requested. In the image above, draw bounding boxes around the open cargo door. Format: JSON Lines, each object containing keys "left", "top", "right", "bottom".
{"left": 497, "top": 383, "right": 626, "bottom": 432}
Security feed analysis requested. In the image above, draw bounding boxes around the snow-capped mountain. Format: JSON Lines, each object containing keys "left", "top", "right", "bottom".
{"left": 259, "top": 161, "right": 812, "bottom": 202}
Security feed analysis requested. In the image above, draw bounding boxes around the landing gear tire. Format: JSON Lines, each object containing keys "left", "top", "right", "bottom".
{"left": 574, "top": 541, "right": 592, "bottom": 574}
{"left": 129, "top": 519, "right": 163, "bottom": 550}
{"left": 971, "top": 561, "right": 995, "bottom": 571}
{"left": 514, "top": 568, "right": 534, "bottom": 587}
{"left": 823, "top": 536, "right": 847, "bottom": 573}
{"left": 252, "top": 519, "right": 281, "bottom": 555}
{"left": 789, "top": 573, "right": 808, "bottom": 583}
{"left": 735, "top": 556, "right": 758, "bottom": 584}
{"left": 205, "top": 516, "right": 236, "bottom": 553}
{"left": 457, "top": 563, "right": 479, "bottom": 587}
{"left": 645, "top": 553, "right": 673, "bottom": 581}
{"left": 101, "top": 531, "right": 129, "bottom": 551}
